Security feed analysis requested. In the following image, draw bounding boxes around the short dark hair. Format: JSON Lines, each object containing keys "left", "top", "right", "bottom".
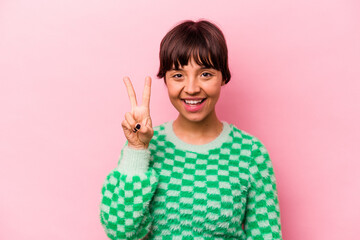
{"left": 157, "top": 20, "right": 231, "bottom": 84}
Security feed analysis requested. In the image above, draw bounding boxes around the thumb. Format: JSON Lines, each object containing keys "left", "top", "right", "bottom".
{"left": 144, "top": 116, "right": 152, "bottom": 128}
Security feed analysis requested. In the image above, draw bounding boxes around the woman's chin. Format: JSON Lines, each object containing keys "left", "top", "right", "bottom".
{"left": 178, "top": 112, "right": 210, "bottom": 123}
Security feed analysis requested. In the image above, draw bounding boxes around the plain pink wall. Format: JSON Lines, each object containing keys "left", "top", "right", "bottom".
{"left": 1, "top": 0, "right": 359, "bottom": 239}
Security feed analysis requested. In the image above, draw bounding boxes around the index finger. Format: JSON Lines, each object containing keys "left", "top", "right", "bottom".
{"left": 123, "top": 76, "right": 138, "bottom": 109}
{"left": 142, "top": 76, "right": 152, "bottom": 108}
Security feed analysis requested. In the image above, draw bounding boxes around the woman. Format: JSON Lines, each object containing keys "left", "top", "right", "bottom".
{"left": 100, "top": 20, "right": 282, "bottom": 239}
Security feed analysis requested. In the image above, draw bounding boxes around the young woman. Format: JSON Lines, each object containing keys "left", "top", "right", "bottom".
{"left": 100, "top": 20, "right": 282, "bottom": 239}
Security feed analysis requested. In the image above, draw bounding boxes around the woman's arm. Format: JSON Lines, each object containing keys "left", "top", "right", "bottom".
{"left": 244, "top": 138, "right": 282, "bottom": 240}
{"left": 100, "top": 76, "right": 156, "bottom": 239}
{"left": 100, "top": 145, "right": 158, "bottom": 240}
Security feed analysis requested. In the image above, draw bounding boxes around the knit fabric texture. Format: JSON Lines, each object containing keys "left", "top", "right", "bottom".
{"left": 100, "top": 121, "right": 282, "bottom": 240}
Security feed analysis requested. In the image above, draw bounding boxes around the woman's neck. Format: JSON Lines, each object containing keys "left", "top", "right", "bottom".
{"left": 172, "top": 111, "right": 223, "bottom": 145}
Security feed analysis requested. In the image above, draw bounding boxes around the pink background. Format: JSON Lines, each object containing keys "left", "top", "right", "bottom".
{"left": 1, "top": 0, "right": 359, "bottom": 239}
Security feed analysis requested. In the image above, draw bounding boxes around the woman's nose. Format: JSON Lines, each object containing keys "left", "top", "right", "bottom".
{"left": 184, "top": 78, "right": 200, "bottom": 94}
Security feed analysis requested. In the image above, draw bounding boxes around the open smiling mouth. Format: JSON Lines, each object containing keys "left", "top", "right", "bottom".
{"left": 181, "top": 98, "right": 207, "bottom": 112}
{"left": 182, "top": 98, "right": 207, "bottom": 105}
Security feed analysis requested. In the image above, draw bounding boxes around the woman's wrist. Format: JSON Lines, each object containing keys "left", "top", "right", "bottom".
{"left": 117, "top": 145, "right": 151, "bottom": 175}
{"left": 127, "top": 143, "right": 149, "bottom": 150}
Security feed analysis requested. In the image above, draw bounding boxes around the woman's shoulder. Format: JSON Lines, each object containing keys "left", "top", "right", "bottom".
{"left": 152, "top": 121, "right": 169, "bottom": 137}
{"left": 149, "top": 121, "right": 170, "bottom": 147}
{"left": 228, "top": 123, "right": 273, "bottom": 170}
{"left": 227, "top": 122, "right": 267, "bottom": 148}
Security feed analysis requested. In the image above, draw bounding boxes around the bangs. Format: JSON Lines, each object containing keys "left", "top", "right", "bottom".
{"left": 157, "top": 20, "right": 230, "bottom": 84}
{"left": 170, "top": 42, "right": 218, "bottom": 70}
{"left": 161, "top": 25, "right": 222, "bottom": 72}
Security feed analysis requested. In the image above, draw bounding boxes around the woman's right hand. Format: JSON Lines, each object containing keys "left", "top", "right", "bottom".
{"left": 121, "top": 76, "right": 153, "bottom": 149}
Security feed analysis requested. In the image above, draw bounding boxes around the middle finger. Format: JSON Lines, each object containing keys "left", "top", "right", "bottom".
{"left": 142, "top": 76, "right": 152, "bottom": 109}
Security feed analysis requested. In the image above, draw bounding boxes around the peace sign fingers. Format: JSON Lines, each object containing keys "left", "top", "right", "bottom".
{"left": 142, "top": 76, "right": 152, "bottom": 109}
{"left": 123, "top": 76, "right": 138, "bottom": 110}
{"left": 121, "top": 76, "right": 154, "bottom": 150}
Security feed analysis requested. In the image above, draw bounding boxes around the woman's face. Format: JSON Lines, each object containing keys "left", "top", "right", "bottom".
{"left": 165, "top": 58, "right": 224, "bottom": 123}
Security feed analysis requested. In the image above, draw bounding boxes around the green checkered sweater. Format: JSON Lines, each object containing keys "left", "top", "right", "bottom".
{"left": 100, "top": 121, "right": 282, "bottom": 239}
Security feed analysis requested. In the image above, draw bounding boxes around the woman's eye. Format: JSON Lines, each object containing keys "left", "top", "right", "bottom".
{"left": 201, "top": 72, "right": 213, "bottom": 77}
{"left": 172, "top": 74, "right": 183, "bottom": 78}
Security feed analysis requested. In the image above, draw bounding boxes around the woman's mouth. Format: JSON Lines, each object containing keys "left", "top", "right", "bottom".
{"left": 181, "top": 98, "right": 207, "bottom": 112}
{"left": 183, "top": 98, "right": 206, "bottom": 105}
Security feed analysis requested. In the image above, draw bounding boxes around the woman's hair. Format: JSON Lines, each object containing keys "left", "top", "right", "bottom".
{"left": 157, "top": 20, "right": 231, "bottom": 84}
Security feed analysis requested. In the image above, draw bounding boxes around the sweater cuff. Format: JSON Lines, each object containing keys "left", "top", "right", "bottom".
{"left": 117, "top": 146, "right": 151, "bottom": 175}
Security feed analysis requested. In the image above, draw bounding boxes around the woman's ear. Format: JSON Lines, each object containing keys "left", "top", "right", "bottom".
{"left": 221, "top": 79, "right": 226, "bottom": 86}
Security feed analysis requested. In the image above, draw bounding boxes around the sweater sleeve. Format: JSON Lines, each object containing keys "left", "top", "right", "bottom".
{"left": 100, "top": 143, "right": 159, "bottom": 240}
{"left": 244, "top": 139, "right": 282, "bottom": 240}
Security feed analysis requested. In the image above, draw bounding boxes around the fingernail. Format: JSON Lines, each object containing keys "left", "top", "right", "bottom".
{"left": 135, "top": 123, "right": 141, "bottom": 130}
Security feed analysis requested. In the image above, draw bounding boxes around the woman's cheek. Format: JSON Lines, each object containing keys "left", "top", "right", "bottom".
{"left": 168, "top": 83, "right": 182, "bottom": 95}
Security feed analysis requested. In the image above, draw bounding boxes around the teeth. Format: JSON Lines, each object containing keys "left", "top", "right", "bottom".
{"left": 184, "top": 99, "right": 203, "bottom": 104}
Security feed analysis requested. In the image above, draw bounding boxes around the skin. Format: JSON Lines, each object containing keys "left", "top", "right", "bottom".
{"left": 165, "top": 58, "right": 225, "bottom": 145}
{"left": 122, "top": 76, "right": 153, "bottom": 149}
{"left": 122, "top": 58, "right": 225, "bottom": 149}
